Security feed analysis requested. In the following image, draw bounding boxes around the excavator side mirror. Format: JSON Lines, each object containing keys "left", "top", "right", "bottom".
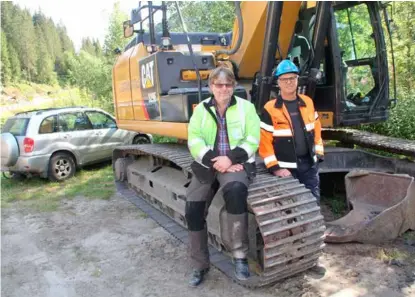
{"left": 123, "top": 20, "right": 134, "bottom": 38}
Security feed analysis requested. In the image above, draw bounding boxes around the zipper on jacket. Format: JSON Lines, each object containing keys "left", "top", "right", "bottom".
{"left": 297, "top": 102, "right": 314, "bottom": 161}
{"left": 282, "top": 103, "right": 299, "bottom": 166}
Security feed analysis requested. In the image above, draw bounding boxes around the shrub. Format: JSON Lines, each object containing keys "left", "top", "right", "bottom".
{"left": 359, "top": 90, "right": 415, "bottom": 140}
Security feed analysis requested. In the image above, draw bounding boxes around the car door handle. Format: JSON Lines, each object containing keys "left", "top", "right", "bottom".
{"left": 63, "top": 134, "right": 71, "bottom": 139}
{"left": 95, "top": 132, "right": 103, "bottom": 136}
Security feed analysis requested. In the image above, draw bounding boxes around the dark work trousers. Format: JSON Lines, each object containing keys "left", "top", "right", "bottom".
{"left": 290, "top": 156, "right": 320, "bottom": 203}
{"left": 185, "top": 171, "right": 250, "bottom": 271}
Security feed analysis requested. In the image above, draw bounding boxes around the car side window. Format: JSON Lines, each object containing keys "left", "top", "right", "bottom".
{"left": 39, "top": 115, "right": 57, "bottom": 134}
{"left": 58, "top": 112, "right": 92, "bottom": 132}
{"left": 85, "top": 111, "right": 117, "bottom": 129}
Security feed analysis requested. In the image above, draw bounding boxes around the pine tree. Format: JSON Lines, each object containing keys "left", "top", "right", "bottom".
{"left": 1, "top": 30, "right": 12, "bottom": 85}
{"left": 34, "top": 25, "right": 56, "bottom": 84}
{"left": 81, "top": 37, "right": 97, "bottom": 55}
{"left": 93, "top": 39, "right": 103, "bottom": 57}
{"left": 8, "top": 43, "right": 22, "bottom": 82}
{"left": 57, "top": 23, "right": 74, "bottom": 53}
{"left": 16, "top": 8, "right": 38, "bottom": 81}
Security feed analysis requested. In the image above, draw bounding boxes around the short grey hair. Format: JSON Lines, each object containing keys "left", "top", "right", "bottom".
{"left": 208, "top": 66, "right": 236, "bottom": 86}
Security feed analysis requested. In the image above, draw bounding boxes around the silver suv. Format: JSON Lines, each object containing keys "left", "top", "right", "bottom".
{"left": 1, "top": 106, "right": 151, "bottom": 181}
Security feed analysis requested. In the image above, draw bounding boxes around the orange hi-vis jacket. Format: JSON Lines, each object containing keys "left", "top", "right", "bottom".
{"left": 259, "top": 94, "right": 324, "bottom": 172}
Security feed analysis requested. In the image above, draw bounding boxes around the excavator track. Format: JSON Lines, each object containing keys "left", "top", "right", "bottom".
{"left": 113, "top": 144, "right": 325, "bottom": 288}
{"left": 323, "top": 128, "right": 415, "bottom": 158}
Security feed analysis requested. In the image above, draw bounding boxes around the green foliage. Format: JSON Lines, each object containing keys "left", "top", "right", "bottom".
{"left": 1, "top": 30, "right": 11, "bottom": 85}
{"left": 360, "top": 91, "right": 415, "bottom": 140}
{"left": 64, "top": 51, "right": 113, "bottom": 110}
{"left": 8, "top": 45, "right": 22, "bottom": 83}
{"left": 166, "top": 2, "right": 235, "bottom": 33}
{"left": 357, "top": 2, "right": 415, "bottom": 140}
{"left": 103, "top": 2, "right": 128, "bottom": 55}
{"left": 152, "top": 135, "right": 178, "bottom": 143}
{"left": 390, "top": 2, "right": 415, "bottom": 91}
{"left": 335, "top": 5, "right": 376, "bottom": 61}
{"left": 321, "top": 195, "right": 348, "bottom": 219}
{"left": 1, "top": 1, "right": 414, "bottom": 143}
{"left": 1, "top": 2, "right": 74, "bottom": 85}
{"left": 34, "top": 26, "right": 57, "bottom": 84}
{"left": 81, "top": 37, "right": 102, "bottom": 56}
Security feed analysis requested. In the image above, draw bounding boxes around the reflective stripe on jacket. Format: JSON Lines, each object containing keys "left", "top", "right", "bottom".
{"left": 188, "top": 95, "right": 260, "bottom": 168}
{"left": 259, "top": 94, "right": 324, "bottom": 171}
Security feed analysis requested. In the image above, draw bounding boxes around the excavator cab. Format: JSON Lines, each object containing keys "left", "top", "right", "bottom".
{"left": 285, "top": 2, "right": 392, "bottom": 127}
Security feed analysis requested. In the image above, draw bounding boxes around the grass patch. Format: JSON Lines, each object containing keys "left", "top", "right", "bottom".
{"left": 1, "top": 164, "right": 115, "bottom": 211}
{"left": 152, "top": 135, "right": 178, "bottom": 143}
{"left": 376, "top": 248, "right": 409, "bottom": 262}
{"left": 402, "top": 230, "right": 415, "bottom": 241}
{"left": 321, "top": 195, "right": 348, "bottom": 219}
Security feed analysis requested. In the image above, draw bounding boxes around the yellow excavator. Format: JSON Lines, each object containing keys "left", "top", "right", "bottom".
{"left": 112, "top": 1, "right": 415, "bottom": 287}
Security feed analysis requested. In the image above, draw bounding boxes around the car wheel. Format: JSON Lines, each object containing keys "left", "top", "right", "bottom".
{"left": 48, "top": 153, "right": 76, "bottom": 182}
{"left": 133, "top": 135, "right": 151, "bottom": 145}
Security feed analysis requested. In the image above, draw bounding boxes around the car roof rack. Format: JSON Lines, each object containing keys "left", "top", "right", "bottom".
{"left": 14, "top": 106, "right": 88, "bottom": 116}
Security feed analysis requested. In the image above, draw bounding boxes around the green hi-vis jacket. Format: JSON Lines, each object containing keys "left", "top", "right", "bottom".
{"left": 187, "top": 95, "right": 260, "bottom": 180}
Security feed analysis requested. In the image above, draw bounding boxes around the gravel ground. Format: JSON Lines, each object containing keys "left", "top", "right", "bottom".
{"left": 2, "top": 194, "right": 414, "bottom": 297}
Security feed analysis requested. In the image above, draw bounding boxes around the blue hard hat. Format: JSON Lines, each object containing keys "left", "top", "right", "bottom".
{"left": 274, "top": 60, "right": 299, "bottom": 78}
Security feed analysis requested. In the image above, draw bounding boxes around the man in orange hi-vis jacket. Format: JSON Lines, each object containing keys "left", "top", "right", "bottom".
{"left": 259, "top": 60, "right": 324, "bottom": 203}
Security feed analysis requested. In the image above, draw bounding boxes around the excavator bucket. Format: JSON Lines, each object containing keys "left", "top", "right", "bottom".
{"left": 325, "top": 170, "right": 415, "bottom": 243}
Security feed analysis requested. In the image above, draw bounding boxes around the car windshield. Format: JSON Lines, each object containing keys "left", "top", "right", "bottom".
{"left": 1, "top": 118, "right": 30, "bottom": 136}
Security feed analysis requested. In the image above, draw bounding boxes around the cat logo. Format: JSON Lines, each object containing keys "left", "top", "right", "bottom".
{"left": 141, "top": 60, "right": 155, "bottom": 89}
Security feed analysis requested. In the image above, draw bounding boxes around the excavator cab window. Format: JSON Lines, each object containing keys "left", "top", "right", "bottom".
{"left": 335, "top": 4, "right": 378, "bottom": 110}
{"left": 289, "top": 2, "right": 389, "bottom": 126}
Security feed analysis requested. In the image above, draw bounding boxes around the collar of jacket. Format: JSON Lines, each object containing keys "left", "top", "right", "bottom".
{"left": 206, "top": 95, "right": 237, "bottom": 107}
{"left": 274, "top": 94, "right": 306, "bottom": 108}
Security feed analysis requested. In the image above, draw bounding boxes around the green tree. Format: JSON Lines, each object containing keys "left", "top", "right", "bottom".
{"left": 34, "top": 25, "right": 56, "bottom": 84}
{"left": 390, "top": 2, "right": 415, "bottom": 92}
{"left": 167, "top": 2, "right": 234, "bottom": 33}
{"left": 103, "top": 2, "right": 128, "bottom": 55}
{"left": 81, "top": 37, "right": 97, "bottom": 56}
{"left": 1, "top": 2, "right": 23, "bottom": 82}
{"left": 33, "top": 12, "right": 62, "bottom": 64}
{"left": 15, "top": 8, "right": 38, "bottom": 81}
{"left": 66, "top": 50, "right": 113, "bottom": 110}
{"left": 57, "top": 23, "right": 75, "bottom": 53}
{"left": 1, "top": 30, "right": 11, "bottom": 85}
{"left": 93, "top": 39, "right": 103, "bottom": 57}
{"left": 7, "top": 43, "right": 22, "bottom": 82}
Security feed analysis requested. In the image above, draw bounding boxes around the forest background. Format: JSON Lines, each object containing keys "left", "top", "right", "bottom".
{"left": 1, "top": 2, "right": 414, "bottom": 140}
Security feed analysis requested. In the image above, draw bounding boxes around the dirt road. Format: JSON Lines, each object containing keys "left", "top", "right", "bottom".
{"left": 2, "top": 194, "right": 414, "bottom": 297}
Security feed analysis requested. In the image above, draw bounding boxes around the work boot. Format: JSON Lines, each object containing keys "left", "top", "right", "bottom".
{"left": 234, "top": 258, "right": 250, "bottom": 280}
{"left": 188, "top": 268, "right": 209, "bottom": 287}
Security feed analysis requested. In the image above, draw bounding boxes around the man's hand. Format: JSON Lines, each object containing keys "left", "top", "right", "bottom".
{"left": 226, "top": 164, "right": 244, "bottom": 173}
{"left": 211, "top": 156, "right": 232, "bottom": 173}
{"left": 272, "top": 168, "right": 291, "bottom": 177}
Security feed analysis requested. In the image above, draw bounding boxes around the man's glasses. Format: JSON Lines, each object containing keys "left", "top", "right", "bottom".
{"left": 278, "top": 76, "right": 298, "bottom": 83}
{"left": 212, "top": 83, "right": 234, "bottom": 89}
